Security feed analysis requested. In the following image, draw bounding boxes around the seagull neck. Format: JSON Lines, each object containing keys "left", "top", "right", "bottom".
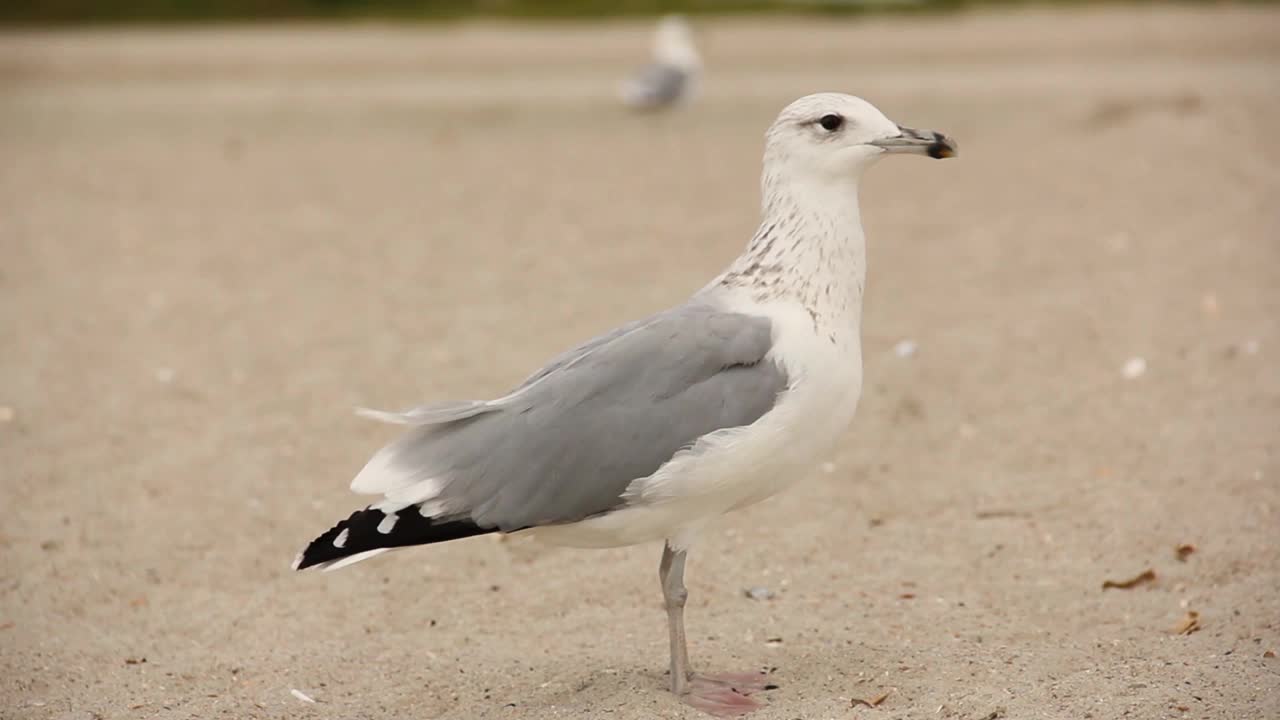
{"left": 715, "top": 173, "right": 868, "bottom": 321}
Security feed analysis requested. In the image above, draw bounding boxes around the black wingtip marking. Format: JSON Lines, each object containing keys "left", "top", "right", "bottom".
{"left": 294, "top": 505, "right": 492, "bottom": 571}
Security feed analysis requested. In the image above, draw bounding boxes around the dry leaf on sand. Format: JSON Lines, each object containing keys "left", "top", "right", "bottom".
{"left": 1172, "top": 611, "right": 1201, "bottom": 635}
{"left": 1102, "top": 569, "right": 1156, "bottom": 590}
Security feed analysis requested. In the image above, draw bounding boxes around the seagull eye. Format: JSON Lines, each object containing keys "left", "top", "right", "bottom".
{"left": 818, "top": 114, "right": 844, "bottom": 132}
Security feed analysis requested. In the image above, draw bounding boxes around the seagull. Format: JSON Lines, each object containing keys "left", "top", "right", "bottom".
{"left": 294, "top": 93, "right": 957, "bottom": 717}
{"left": 619, "top": 14, "right": 702, "bottom": 111}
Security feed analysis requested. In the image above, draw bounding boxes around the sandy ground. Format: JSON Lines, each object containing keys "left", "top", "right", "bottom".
{"left": 2, "top": 6, "right": 1279, "bottom": 719}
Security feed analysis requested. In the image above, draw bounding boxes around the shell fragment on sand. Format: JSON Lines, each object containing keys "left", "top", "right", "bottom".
{"left": 290, "top": 689, "right": 316, "bottom": 704}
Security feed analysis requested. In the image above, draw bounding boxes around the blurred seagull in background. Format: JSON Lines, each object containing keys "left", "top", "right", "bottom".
{"left": 620, "top": 14, "right": 702, "bottom": 111}
{"left": 294, "top": 93, "right": 957, "bottom": 717}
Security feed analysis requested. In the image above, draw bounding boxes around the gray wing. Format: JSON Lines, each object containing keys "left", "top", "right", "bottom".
{"left": 621, "top": 63, "right": 689, "bottom": 109}
{"left": 511, "top": 315, "right": 657, "bottom": 393}
{"left": 353, "top": 302, "right": 787, "bottom": 531}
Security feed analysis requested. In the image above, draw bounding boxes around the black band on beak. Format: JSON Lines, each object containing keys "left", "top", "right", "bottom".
{"left": 870, "top": 126, "right": 958, "bottom": 159}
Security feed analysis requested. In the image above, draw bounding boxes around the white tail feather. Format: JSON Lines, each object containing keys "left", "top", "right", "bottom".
{"left": 349, "top": 445, "right": 404, "bottom": 493}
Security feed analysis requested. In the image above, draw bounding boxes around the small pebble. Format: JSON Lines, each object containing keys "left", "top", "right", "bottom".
{"left": 1242, "top": 339, "right": 1260, "bottom": 355}
{"left": 1200, "top": 293, "right": 1219, "bottom": 316}
{"left": 1121, "top": 357, "right": 1146, "bottom": 379}
{"left": 0, "top": 406, "right": 14, "bottom": 423}
{"left": 820, "top": 461, "right": 836, "bottom": 474}
{"left": 743, "top": 586, "right": 774, "bottom": 601}
{"left": 154, "top": 367, "right": 175, "bottom": 384}
{"left": 893, "top": 340, "right": 918, "bottom": 358}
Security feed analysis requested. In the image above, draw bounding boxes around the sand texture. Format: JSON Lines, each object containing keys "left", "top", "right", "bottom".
{"left": 2, "top": 6, "right": 1278, "bottom": 719}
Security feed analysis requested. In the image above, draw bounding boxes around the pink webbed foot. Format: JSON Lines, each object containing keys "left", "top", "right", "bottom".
{"left": 682, "top": 672, "right": 775, "bottom": 717}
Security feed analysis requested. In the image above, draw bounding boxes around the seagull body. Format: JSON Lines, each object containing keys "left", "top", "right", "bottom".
{"left": 295, "top": 93, "right": 956, "bottom": 716}
{"left": 620, "top": 15, "right": 701, "bottom": 111}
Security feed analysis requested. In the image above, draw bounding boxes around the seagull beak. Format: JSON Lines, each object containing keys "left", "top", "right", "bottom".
{"left": 869, "top": 125, "right": 958, "bottom": 159}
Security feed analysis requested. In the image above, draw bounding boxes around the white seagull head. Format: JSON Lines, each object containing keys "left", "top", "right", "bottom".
{"left": 764, "top": 93, "right": 958, "bottom": 184}
{"left": 653, "top": 15, "right": 700, "bottom": 71}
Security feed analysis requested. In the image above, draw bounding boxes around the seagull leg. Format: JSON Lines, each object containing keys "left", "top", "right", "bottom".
{"left": 659, "top": 542, "right": 769, "bottom": 717}
{"left": 659, "top": 542, "right": 692, "bottom": 694}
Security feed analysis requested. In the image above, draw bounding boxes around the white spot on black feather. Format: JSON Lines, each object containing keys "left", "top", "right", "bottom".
{"left": 377, "top": 513, "right": 398, "bottom": 534}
